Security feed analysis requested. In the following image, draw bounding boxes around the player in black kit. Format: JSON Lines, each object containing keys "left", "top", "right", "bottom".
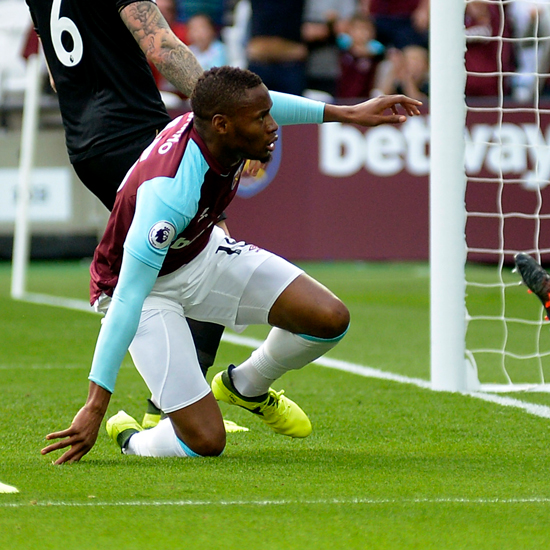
{"left": 25, "top": 0, "right": 201, "bottom": 209}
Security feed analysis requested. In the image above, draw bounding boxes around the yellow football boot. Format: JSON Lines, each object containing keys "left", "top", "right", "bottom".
{"left": 212, "top": 366, "right": 312, "bottom": 438}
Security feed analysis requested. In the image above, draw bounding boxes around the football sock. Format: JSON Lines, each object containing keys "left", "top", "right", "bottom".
{"left": 231, "top": 327, "right": 347, "bottom": 397}
{"left": 125, "top": 418, "right": 200, "bottom": 457}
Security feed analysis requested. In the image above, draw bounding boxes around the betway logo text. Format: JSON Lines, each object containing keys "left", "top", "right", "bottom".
{"left": 320, "top": 117, "right": 550, "bottom": 189}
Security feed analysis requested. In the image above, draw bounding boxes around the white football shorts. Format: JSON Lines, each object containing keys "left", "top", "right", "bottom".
{"left": 95, "top": 225, "right": 303, "bottom": 413}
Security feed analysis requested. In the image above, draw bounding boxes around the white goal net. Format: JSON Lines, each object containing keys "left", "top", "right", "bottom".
{"left": 431, "top": 0, "right": 550, "bottom": 392}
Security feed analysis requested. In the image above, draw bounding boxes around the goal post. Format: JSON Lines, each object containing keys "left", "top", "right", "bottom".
{"left": 431, "top": 0, "right": 550, "bottom": 393}
{"left": 10, "top": 52, "right": 41, "bottom": 301}
{"left": 9, "top": 51, "right": 94, "bottom": 313}
{"left": 429, "top": 0, "right": 472, "bottom": 391}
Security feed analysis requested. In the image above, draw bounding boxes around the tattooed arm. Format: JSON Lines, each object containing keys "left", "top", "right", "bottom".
{"left": 120, "top": 0, "right": 203, "bottom": 97}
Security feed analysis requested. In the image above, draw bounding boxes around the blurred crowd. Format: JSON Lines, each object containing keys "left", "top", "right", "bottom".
{"left": 157, "top": 0, "right": 432, "bottom": 105}
{"left": 4, "top": 0, "right": 550, "bottom": 107}
{"left": 155, "top": 0, "right": 550, "bottom": 104}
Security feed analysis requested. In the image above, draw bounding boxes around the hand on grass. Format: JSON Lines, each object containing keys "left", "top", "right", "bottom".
{"left": 41, "top": 405, "right": 104, "bottom": 464}
{"left": 41, "top": 382, "right": 111, "bottom": 465}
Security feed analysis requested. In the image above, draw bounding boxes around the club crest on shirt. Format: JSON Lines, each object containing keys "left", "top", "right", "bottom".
{"left": 148, "top": 221, "right": 176, "bottom": 250}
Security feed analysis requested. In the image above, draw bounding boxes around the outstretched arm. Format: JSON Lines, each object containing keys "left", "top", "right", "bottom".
{"left": 120, "top": 0, "right": 203, "bottom": 97}
{"left": 269, "top": 91, "right": 422, "bottom": 127}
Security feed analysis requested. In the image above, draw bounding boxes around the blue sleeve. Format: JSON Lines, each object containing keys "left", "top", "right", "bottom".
{"left": 269, "top": 91, "right": 325, "bottom": 126}
{"left": 124, "top": 141, "right": 207, "bottom": 270}
{"left": 124, "top": 180, "right": 188, "bottom": 270}
{"left": 88, "top": 253, "right": 159, "bottom": 393}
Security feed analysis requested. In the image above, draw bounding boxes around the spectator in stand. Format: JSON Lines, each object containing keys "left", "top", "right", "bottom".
{"left": 359, "top": 1, "right": 429, "bottom": 101}
{"left": 374, "top": 44, "right": 429, "bottom": 100}
{"left": 336, "top": 13, "right": 385, "bottom": 99}
{"left": 187, "top": 13, "right": 228, "bottom": 70}
{"left": 219, "top": 0, "right": 252, "bottom": 68}
{"left": 175, "top": 0, "right": 225, "bottom": 28}
{"left": 507, "top": 0, "right": 550, "bottom": 103}
{"left": 360, "top": 0, "right": 429, "bottom": 51}
{"left": 465, "top": 1, "right": 514, "bottom": 97}
{"left": 301, "top": 0, "right": 357, "bottom": 99}
{"left": 246, "top": 0, "right": 308, "bottom": 96}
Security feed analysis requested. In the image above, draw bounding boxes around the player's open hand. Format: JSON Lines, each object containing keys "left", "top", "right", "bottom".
{"left": 325, "top": 94, "right": 422, "bottom": 127}
{"left": 41, "top": 404, "right": 104, "bottom": 465}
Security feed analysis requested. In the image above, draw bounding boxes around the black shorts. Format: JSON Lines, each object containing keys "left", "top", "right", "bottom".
{"left": 72, "top": 128, "right": 159, "bottom": 211}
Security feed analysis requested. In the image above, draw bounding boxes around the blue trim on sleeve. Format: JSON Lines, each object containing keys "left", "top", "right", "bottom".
{"left": 269, "top": 91, "right": 325, "bottom": 126}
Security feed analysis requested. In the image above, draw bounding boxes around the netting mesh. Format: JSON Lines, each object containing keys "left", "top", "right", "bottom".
{"left": 464, "top": 0, "right": 550, "bottom": 390}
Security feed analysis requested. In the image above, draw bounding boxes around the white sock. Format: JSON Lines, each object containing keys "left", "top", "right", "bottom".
{"left": 230, "top": 362, "right": 276, "bottom": 397}
{"left": 125, "top": 418, "right": 199, "bottom": 457}
{"left": 231, "top": 327, "right": 346, "bottom": 397}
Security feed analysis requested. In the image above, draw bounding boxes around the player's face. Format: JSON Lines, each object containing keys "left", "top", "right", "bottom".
{"left": 227, "top": 85, "right": 279, "bottom": 163}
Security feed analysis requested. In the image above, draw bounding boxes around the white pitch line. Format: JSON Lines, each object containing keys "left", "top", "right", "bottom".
{"left": 222, "top": 332, "right": 432, "bottom": 389}
{"left": 13, "top": 294, "right": 550, "bottom": 421}
{"left": 467, "top": 391, "right": 550, "bottom": 419}
{"left": 19, "top": 292, "right": 96, "bottom": 313}
{"left": 2, "top": 496, "right": 550, "bottom": 508}
{"left": 222, "top": 333, "right": 550, "bottom": 420}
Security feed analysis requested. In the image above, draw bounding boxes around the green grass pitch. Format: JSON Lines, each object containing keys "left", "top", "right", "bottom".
{"left": 2, "top": 260, "right": 550, "bottom": 549}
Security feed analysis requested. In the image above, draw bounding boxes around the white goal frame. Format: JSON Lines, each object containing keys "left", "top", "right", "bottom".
{"left": 11, "top": 52, "right": 40, "bottom": 302}
{"left": 429, "top": 0, "right": 472, "bottom": 391}
{"left": 9, "top": 52, "right": 93, "bottom": 313}
{"left": 430, "top": 0, "right": 550, "bottom": 393}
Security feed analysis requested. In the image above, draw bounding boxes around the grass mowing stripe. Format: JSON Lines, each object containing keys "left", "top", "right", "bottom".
{"left": 5, "top": 262, "right": 550, "bottom": 549}
{"left": 13, "top": 293, "right": 550, "bottom": 422}
{"left": 3, "top": 497, "right": 550, "bottom": 508}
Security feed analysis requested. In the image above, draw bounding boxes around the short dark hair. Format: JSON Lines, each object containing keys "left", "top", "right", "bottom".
{"left": 190, "top": 66, "right": 264, "bottom": 120}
